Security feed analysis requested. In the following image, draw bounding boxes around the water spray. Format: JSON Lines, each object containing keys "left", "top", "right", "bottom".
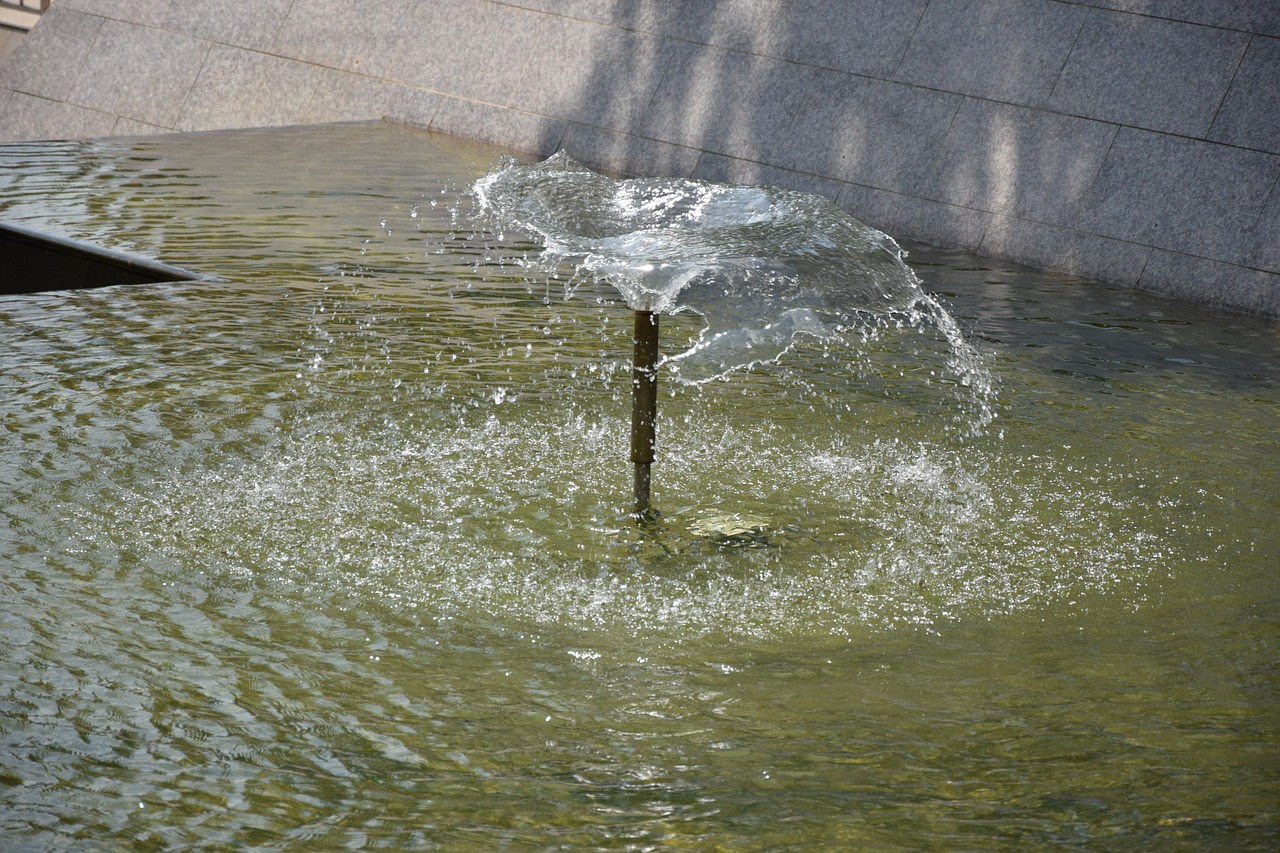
{"left": 471, "top": 152, "right": 981, "bottom": 520}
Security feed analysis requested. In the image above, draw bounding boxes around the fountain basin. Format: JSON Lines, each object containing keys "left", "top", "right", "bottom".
{"left": 0, "top": 121, "right": 1275, "bottom": 850}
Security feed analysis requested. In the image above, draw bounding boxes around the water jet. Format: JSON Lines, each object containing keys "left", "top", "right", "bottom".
{"left": 470, "top": 152, "right": 993, "bottom": 520}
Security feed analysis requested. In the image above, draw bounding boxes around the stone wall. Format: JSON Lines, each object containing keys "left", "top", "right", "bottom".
{"left": 1, "top": 0, "right": 1277, "bottom": 317}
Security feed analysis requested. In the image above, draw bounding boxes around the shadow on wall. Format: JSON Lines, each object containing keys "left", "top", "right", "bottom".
{"left": 487, "top": 0, "right": 1277, "bottom": 317}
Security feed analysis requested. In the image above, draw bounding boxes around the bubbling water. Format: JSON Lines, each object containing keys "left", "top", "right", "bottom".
{"left": 471, "top": 152, "right": 994, "bottom": 435}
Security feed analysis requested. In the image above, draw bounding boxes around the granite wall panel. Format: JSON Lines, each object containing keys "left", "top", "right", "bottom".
{"left": 1076, "top": 128, "right": 1280, "bottom": 266}
{"left": 926, "top": 100, "right": 1118, "bottom": 227}
{"left": 56, "top": 0, "right": 172, "bottom": 28}
{"left": 0, "top": 0, "right": 1276, "bottom": 316}
{"left": 0, "top": 7, "right": 101, "bottom": 102}
{"left": 166, "top": 0, "right": 291, "bottom": 52}
{"left": 70, "top": 19, "right": 206, "bottom": 128}
{"left": 895, "top": 0, "right": 1086, "bottom": 106}
{"left": 273, "top": 0, "right": 416, "bottom": 79}
{"left": 1048, "top": 10, "right": 1249, "bottom": 136}
{"left": 177, "top": 46, "right": 324, "bottom": 133}
{"left": 763, "top": 0, "right": 927, "bottom": 77}
{"left": 785, "top": 72, "right": 961, "bottom": 194}
{"left": 1209, "top": 34, "right": 1280, "bottom": 154}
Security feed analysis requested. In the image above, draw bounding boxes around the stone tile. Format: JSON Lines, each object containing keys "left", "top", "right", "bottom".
{"left": 692, "top": 152, "right": 848, "bottom": 200}
{"left": 510, "top": 17, "right": 687, "bottom": 135}
{"left": 1139, "top": 249, "right": 1280, "bottom": 318}
{"left": 760, "top": 0, "right": 927, "bottom": 76}
{"left": 429, "top": 97, "right": 567, "bottom": 157}
{"left": 1075, "top": 128, "right": 1280, "bottom": 266}
{"left": 502, "top": 0, "right": 767, "bottom": 51}
{"left": 0, "top": 7, "right": 102, "bottom": 101}
{"left": 925, "top": 99, "right": 1118, "bottom": 227}
{"left": 838, "top": 184, "right": 992, "bottom": 251}
{"left": 388, "top": 0, "right": 545, "bottom": 107}
{"left": 1070, "top": 0, "right": 1280, "bottom": 38}
{"left": 272, "top": 0, "right": 416, "bottom": 78}
{"left": 498, "top": 0, "right": 646, "bottom": 27}
{"left": 0, "top": 91, "right": 116, "bottom": 142}
{"left": 69, "top": 19, "right": 207, "bottom": 128}
{"left": 165, "top": 0, "right": 292, "bottom": 52}
{"left": 895, "top": 0, "right": 1086, "bottom": 106}
{"left": 57, "top": 0, "right": 174, "bottom": 26}
{"left": 651, "top": 0, "right": 783, "bottom": 53}
{"left": 302, "top": 73, "right": 442, "bottom": 128}
{"left": 177, "top": 46, "right": 324, "bottom": 132}
{"left": 1209, "top": 35, "right": 1280, "bottom": 155}
{"left": 979, "top": 214, "right": 1152, "bottom": 285}
{"left": 1242, "top": 177, "right": 1280, "bottom": 273}
{"left": 1049, "top": 10, "right": 1249, "bottom": 137}
{"left": 641, "top": 48, "right": 821, "bottom": 165}
{"left": 783, "top": 71, "right": 961, "bottom": 196}
{"left": 558, "top": 124, "right": 702, "bottom": 179}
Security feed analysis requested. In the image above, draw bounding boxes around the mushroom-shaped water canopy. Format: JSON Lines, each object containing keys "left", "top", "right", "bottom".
{"left": 472, "top": 152, "right": 928, "bottom": 383}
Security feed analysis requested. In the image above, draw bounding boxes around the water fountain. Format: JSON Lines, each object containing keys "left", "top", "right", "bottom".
{"left": 0, "top": 122, "right": 1275, "bottom": 850}
{"left": 470, "top": 151, "right": 994, "bottom": 519}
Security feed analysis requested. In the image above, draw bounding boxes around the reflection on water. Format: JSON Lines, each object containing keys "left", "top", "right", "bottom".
{"left": 1, "top": 123, "right": 1277, "bottom": 850}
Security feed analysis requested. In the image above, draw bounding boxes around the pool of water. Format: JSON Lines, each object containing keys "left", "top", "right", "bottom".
{"left": 1, "top": 122, "right": 1276, "bottom": 850}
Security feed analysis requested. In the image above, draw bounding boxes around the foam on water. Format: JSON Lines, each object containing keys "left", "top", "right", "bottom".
{"left": 102, "top": 391, "right": 1166, "bottom": 643}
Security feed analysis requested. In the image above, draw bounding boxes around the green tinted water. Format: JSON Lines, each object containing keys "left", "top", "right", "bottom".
{"left": 1, "top": 123, "right": 1276, "bottom": 850}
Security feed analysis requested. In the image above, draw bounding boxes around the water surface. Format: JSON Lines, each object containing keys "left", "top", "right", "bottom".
{"left": 1, "top": 122, "right": 1276, "bottom": 850}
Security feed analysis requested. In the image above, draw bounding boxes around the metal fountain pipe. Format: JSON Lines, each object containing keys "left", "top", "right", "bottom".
{"left": 630, "top": 308, "right": 659, "bottom": 517}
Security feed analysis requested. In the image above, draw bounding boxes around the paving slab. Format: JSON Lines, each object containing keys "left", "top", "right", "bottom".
{"left": 641, "top": 48, "right": 821, "bottom": 166}
{"left": 980, "top": 214, "right": 1152, "bottom": 285}
{"left": 1069, "top": 0, "right": 1280, "bottom": 38}
{"left": 1140, "top": 249, "right": 1280, "bottom": 317}
{"left": 510, "top": 17, "right": 685, "bottom": 135}
{"left": 925, "top": 99, "right": 1118, "bottom": 227}
{"left": 1075, "top": 128, "right": 1279, "bottom": 267}
{"left": 1209, "top": 34, "right": 1280, "bottom": 155}
{"left": 301, "top": 72, "right": 441, "bottom": 128}
{"left": 427, "top": 97, "right": 567, "bottom": 157}
{"left": 164, "top": 0, "right": 292, "bottom": 53}
{"left": 0, "top": 90, "right": 116, "bottom": 142}
{"left": 838, "top": 183, "right": 993, "bottom": 251}
{"left": 691, "top": 152, "right": 848, "bottom": 201}
{"left": 758, "top": 0, "right": 926, "bottom": 77}
{"left": 559, "top": 124, "right": 702, "bottom": 179}
{"left": 272, "top": 0, "right": 416, "bottom": 78}
{"left": 1049, "top": 10, "right": 1249, "bottom": 137}
{"left": 177, "top": 46, "right": 325, "bottom": 132}
{"left": 783, "top": 72, "right": 960, "bottom": 196}
{"left": 70, "top": 19, "right": 207, "bottom": 128}
{"left": 895, "top": 0, "right": 1085, "bottom": 106}
{"left": 0, "top": 7, "right": 102, "bottom": 102}
{"left": 389, "top": 0, "right": 543, "bottom": 107}
{"left": 57, "top": 0, "right": 173, "bottom": 27}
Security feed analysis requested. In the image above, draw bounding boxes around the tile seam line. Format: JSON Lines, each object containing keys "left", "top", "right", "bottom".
{"left": 487, "top": 0, "right": 1269, "bottom": 49}
{"left": 1205, "top": 32, "right": 1254, "bottom": 141}
{"left": 888, "top": 0, "right": 931, "bottom": 79}
{"left": 1051, "top": 0, "right": 1275, "bottom": 36}
{"left": 171, "top": 39, "right": 214, "bottom": 133}
{"left": 1044, "top": 3, "right": 1089, "bottom": 105}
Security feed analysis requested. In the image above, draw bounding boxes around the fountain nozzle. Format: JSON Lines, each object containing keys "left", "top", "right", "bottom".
{"left": 630, "top": 309, "right": 659, "bottom": 519}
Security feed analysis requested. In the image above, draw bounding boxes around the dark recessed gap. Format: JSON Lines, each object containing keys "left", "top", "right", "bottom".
{"left": 1, "top": 220, "right": 212, "bottom": 294}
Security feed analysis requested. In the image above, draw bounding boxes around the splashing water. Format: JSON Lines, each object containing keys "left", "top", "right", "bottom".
{"left": 471, "top": 152, "right": 994, "bottom": 432}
